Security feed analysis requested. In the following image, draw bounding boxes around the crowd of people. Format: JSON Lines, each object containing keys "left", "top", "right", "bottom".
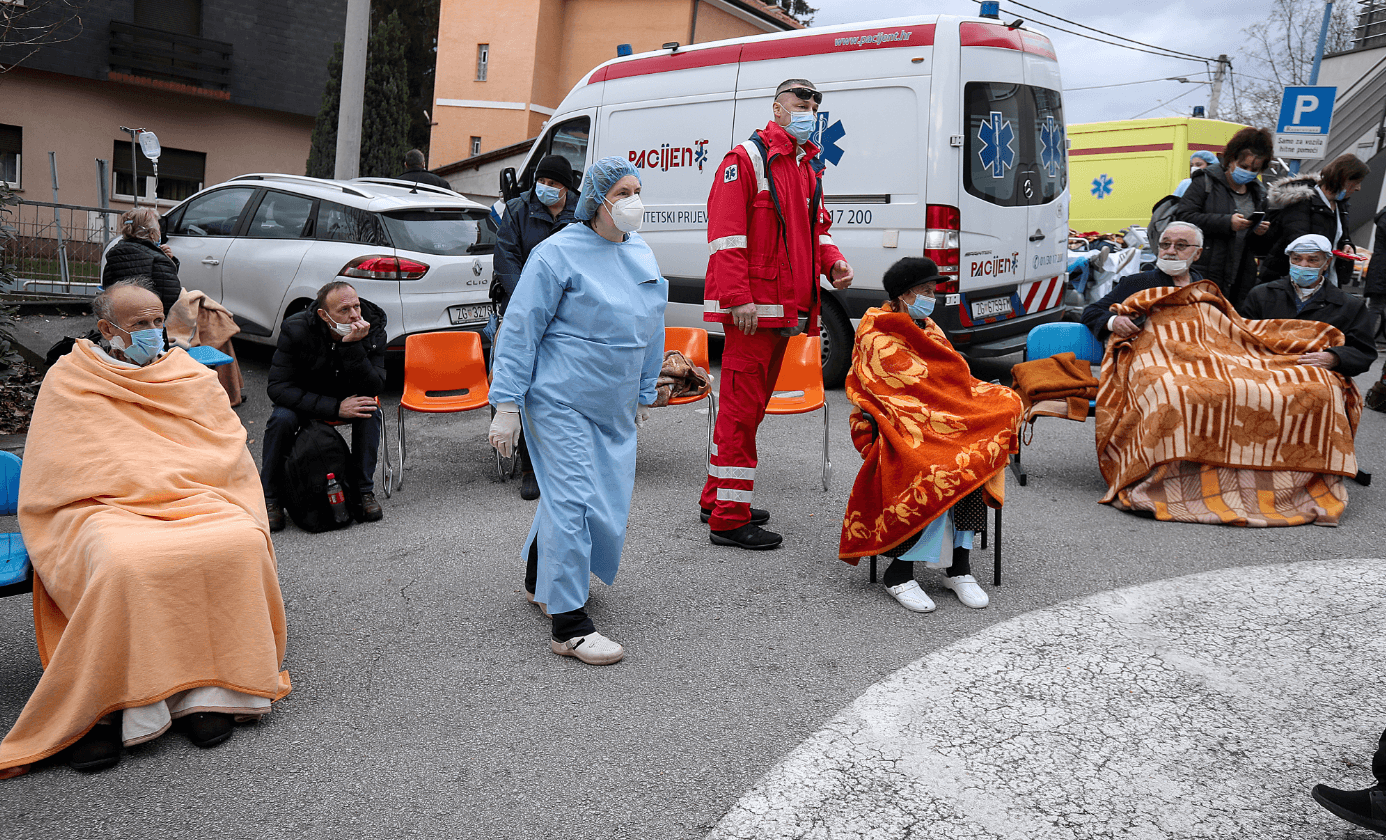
{"left": 2, "top": 85, "right": 1382, "bottom": 834}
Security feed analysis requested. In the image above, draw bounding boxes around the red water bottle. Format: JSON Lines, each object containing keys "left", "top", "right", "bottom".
{"left": 325, "top": 472, "right": 350, "bottom": 525}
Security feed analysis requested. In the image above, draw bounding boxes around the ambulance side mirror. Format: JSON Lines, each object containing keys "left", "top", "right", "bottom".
{"left": 500, "top": 167, "right": 520, "bottom": 202}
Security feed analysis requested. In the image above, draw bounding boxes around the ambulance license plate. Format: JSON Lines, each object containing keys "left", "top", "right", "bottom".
{"left": 970, "top": 296, "right": 1013, "bottom": 320}
{"left": 448, "top": 304, "right": 492, "bottom": 325}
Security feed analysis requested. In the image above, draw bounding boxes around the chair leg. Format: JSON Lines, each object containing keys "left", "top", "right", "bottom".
{"left": 821, "top": 400, "right": 831, "bottom": 491}
{"left": 1009, "top": 450, "right": 1028, "bottom": 486}
{"left": 396, "top": 404, "right": 407, "bottom": 491}
{"left": 380, "top": 406, "right": 393, "bottom": 499}
{"left": 993, "top": 506, "right": 1003, "bottom": 587}
{"left": 869, "top": 555, "right": 877, "bottom": 584}
{"left": 706, "top": 392, "right": 718, "bottom": 463}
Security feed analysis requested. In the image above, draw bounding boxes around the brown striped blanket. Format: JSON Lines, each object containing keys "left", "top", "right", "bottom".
{"left": 1096, "top": 281, "right": 1360, "bottom": 525}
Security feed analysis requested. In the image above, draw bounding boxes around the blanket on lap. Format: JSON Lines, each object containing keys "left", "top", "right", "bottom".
{"left": 840, "top": 309, "right": 1022, "bottom": 561}
{"left": 0, "top": 340, "right": 290, "bottom": 775}
{"left": 1097, "top": 281, "right": 1360, "bottom": 526}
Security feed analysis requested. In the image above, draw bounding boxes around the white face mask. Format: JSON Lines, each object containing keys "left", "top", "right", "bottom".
{"left": 1156, "top": 257, "right": 1190, "bottom": 275}
{"left": 323, "top": 311, "right": 354, "bottom": 336}
{"left": 605, "top": 194, "right": 644, "bottom": 233}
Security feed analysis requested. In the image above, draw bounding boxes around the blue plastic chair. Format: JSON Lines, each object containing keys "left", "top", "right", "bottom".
{"left": 1010, "top": 323, "right": 1106, "bottom": 487}
{"left": 0, "top": 450, "right": 31, "bottom": 597}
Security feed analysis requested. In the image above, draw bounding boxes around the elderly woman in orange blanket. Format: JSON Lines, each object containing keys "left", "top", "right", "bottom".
{"left": 839, "top": 258, "right": 1023, "bottom": 613}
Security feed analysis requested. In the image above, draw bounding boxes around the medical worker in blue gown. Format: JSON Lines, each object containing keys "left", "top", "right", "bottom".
{"left": 487, "top": 157, "right": 668, "bottom": 666}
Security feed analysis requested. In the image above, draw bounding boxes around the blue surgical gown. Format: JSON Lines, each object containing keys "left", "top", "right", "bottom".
{"left": 489, "top": 223, "right": 668, "bottom": 615}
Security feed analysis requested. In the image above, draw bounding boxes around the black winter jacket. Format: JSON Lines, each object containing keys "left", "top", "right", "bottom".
{"left": 1173, "top": 163, "right": 1269, "bottom": 307}
{"left": 267, "top": 299, "right": 388, "bottom": 419}
{"left": 101, "top": 236, "right": 182, "bottom": 313}
{"left": 492, "top": 188, "right": 578, "bottom": 309}
{"left": 1360, "top": 207, "right": 1386, "bottom": 299}
{"left": 1259, "top": 174, "right": 1354, "bottom": 285}
{"left": 1240, "top": 278, "right": 1377, "bottom": 377}
{"left": 1080, "top": 268, "right": 1201, "bottom": 342}
{"left": 395, "top": 167, "right": 452, "bottom": 189}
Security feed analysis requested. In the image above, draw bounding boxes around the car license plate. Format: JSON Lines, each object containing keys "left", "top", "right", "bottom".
{"left": 448, "top": 303, "right": 492, "bottom": 325}
{"left": 970, "top": 296, "right": 1013, "bottom": 320}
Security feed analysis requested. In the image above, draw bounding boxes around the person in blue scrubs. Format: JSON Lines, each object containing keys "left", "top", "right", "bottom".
{"left": 1173, "top": 150, "right": 1217, "bottom": 198}
{"left": 488, "top": 157, "right": 668, "bottom": 666}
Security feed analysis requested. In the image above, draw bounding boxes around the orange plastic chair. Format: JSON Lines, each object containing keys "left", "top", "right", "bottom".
{"left": 765, "top": 334, "right": 830, "bottom": 491}
{"left": 396, "top": 331, "right": 490, "bottom": 492}
{"left": 663, "top": 327, "right": 717, "bottom": 456}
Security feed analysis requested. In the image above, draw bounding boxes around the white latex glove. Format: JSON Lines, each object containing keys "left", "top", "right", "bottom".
{"left": 635, "top": 405, "right": 652, "bottom": 428}
{"left": 489, "top": 402, "right": 521, "bottom": 458}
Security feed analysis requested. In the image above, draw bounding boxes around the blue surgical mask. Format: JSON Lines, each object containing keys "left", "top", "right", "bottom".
{"left": 535, "top": 184, "right": 563, "bottom": 207}
{"left": 1289, "top": 264, "right": 1323, "bottom": 287}
{"left": 907, "top": 296, "right": 935, "bottom": 320}
{"left": 110, "top": 326, "right": 164, "bottom": 366}
{"left": 1335, "top": 189, "right": 1348, "bottom": 201}
{"left": 1231, "top": 166, "right": 1259, "bottom": 185}
{"left": 782, "top": 110, "right": 816, "bottom": 144}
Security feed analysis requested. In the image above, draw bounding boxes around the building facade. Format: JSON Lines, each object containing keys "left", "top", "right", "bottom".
{"left": 430, "top": 0, "right": 799, "bottom": 173}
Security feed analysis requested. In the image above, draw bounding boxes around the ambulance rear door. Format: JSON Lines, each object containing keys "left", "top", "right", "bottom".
{"left": 1021, "top": 41, "right": 1068, "bottom": 318}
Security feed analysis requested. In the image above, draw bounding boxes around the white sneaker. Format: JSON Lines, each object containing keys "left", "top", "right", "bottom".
{"left": 886, "top": 580, "right": 936, "bottom": 613}
{"left": 550, "top": 632, "right": 625, "bottom": 665}
{"left": 940, "top": 574, "right": 990, "bottom": 608}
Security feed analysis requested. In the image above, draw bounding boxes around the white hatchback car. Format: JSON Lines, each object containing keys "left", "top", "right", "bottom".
{"left": 114, "top": 174, "right": 498, "bottom": 347}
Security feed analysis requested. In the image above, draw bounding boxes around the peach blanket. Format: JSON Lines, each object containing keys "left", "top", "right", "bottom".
{"left": 0, "top": 340, "right": 289, "bottom": 774}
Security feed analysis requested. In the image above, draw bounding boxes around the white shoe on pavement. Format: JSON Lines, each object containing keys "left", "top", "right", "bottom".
{"left": 886, "top": 580, "right": 936, "bottom": 613}
{"left": 550, "top": 632, "right": 625, "bottom": 665}
{"left": 940, "top": 574, "right": 990, "bottom": 608}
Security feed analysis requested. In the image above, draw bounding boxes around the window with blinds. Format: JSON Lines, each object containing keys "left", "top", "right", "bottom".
{"left": 113, "top": 140, "right": 205, "bottom": 202}
{"left": 0, "top": 124, "right": 19, "bottom": 188}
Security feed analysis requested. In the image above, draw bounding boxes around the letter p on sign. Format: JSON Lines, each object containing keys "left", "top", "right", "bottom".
{"left": 1293, "top": 95, "right": 1319, "bottom": 124}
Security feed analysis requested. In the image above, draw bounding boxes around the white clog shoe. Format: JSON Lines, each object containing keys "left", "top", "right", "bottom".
{"left": 550, "top": 632, "right": 625, "bottom": 665}
{"left": 940, "top": 574, "right": 990, "bottom": 609}
{"left": 886, "top": 580, "right": 936, "bottom": 613}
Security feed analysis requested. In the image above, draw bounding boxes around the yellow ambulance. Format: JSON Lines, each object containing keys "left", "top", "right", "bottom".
{"left": 1068, "top": 117, "right": 1247, "bottom": 234}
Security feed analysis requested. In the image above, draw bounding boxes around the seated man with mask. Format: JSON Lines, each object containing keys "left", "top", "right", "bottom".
{"left": 0, "top": 279, "right": 290, "bottom": 778}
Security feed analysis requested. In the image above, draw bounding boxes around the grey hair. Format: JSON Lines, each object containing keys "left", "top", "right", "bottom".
{"left": 404, "top": 149, "right": 426, "bottom": 168}
{"left": 775, "top": 78, "right": 816, "bottom": 97}
{"left": 92, "top": 276, "right": 157, "bottom": 323}
{"left": 1163, "top": 221, "right": 1204, "bottom": 246}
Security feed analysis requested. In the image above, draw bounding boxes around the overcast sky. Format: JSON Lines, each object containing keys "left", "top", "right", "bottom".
{"left": 809, "top": 0, "right": 1253, "bottom": 125}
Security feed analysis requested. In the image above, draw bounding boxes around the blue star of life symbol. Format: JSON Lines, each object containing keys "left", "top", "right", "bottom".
{"left": 977, "top": 110, "right": 1016, "bottom": 179}
{"left": 1091, "top": 173, "right": 1114, "bottom": 199}
{"left": 810, "top": 112, "right": 846, "bottom": 173}
{"left": 1039, "top": 116, "right": 1063, "bottom": 178}
{"left": 694, "top": 139, "right": 709, "bottom": 171}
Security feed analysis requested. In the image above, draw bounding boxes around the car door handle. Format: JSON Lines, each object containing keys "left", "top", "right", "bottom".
{"left": 201, "top": 258, "right": 220, "bottom": 266}
{"left": 1028, "top": 232, "right": 1047, "bottom": 242}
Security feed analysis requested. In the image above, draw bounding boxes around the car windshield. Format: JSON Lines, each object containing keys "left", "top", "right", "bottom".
{"left": 380, "top": 208, "right": 496, "bottom": 256}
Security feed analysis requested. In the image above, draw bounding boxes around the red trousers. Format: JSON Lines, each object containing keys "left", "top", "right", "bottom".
{"left": 700, "top": 328, "right": 789, "bottom": 530}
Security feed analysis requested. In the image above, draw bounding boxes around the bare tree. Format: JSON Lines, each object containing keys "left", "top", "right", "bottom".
{"left": 0, "top": 0, "right": 87, "bottom": 73}
{"left": 1227, "top": 0, "right": 1360, "bottom": 127}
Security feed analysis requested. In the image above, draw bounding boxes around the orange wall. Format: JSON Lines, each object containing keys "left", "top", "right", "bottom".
{"left": 432, "top": 0, "right": 783, "bottom": 165}
{"left": 1, "top": 69, "right": 311, "bottom": 210}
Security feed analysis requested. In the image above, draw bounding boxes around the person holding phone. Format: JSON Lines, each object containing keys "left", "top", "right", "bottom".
{"left": 1260, "top": 153, "right": 1370, "bottom": 287}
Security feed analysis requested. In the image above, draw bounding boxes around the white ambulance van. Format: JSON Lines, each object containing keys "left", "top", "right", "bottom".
{"left": 500, "top": 13, "right": 1069, "bottom": 385}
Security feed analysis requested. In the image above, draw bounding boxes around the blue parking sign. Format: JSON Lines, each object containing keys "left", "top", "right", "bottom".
{"left": 1275, "top": 86, "right": 1337, "bottom": 159}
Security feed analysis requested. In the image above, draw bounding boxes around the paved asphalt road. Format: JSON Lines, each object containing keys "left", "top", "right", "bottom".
{"left": 2, "top": 308, "right": 1384, "bottom": 839}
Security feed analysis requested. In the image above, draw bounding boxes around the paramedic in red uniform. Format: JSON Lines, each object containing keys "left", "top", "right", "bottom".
{"left": 700, "top": 78, "right": 853, "bottom": 550}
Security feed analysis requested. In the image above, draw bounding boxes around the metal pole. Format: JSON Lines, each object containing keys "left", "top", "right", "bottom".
{"left": 1311, "top": 1, "right": 1335, "bottom": 84}
{"left": 119, "top": 126, "right": 143, "bottom": 206}
{"left": 1207, "top": 55, "right": 1229, "bottom": 120}
{"left": 96, "top": 158, "right": 111, "bottom": 246}
{"left": 48, "top": 151, "right": 70, "bottom": 291}
{"left": 335, "top": 0, "right": 371, "bottom": 180}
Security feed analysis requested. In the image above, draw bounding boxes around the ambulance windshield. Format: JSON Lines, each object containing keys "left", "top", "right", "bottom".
{"left": 964, "top": 82, "right": 1067, "bottom": 207}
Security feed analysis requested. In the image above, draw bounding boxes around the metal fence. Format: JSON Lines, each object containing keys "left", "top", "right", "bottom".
{"left": 1, "top": 199, "right": 121, "bottom": 297}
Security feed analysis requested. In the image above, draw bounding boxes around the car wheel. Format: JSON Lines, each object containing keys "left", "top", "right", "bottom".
{"left": 819, "top": 295, "right": 853, "bottom": 389}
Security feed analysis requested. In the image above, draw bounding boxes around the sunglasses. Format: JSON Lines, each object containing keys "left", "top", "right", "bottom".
{"left": 782, "top": 86, "right": 822, "bottom": 105}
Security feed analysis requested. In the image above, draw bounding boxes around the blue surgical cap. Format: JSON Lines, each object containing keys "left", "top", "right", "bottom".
{"left": 1190, "top": 150, "right": 1217, "bottom": 166}
{"left": 575, "top": 156, "right": 641, "bottom": 221}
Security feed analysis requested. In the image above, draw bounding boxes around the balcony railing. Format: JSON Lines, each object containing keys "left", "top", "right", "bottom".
{"left": 108, "top": 21, "right": 232, "bottom": 93}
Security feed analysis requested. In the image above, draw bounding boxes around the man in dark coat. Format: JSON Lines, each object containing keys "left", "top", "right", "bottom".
{"left": 489, "top": 154, "right": 579, "bottom": 501}
{"left": 1241, "top": 234, "right": 1377, "bottom": 378}
{"left": 101, "top": 207, "right": 181, "bottom": 313}
{"left": 1082, "top": 221, "right": 1204, "bottom": 342}
{"left": 1363, "top": 206, "right": 1386, "bottom": 341}
{"left": 395, "top": 149, "right": 451, "bottom": 190}
{"left": 261, "top": 281, "right": 388, "bottom": 531}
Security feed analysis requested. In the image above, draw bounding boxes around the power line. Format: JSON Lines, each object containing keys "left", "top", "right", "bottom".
{"left": 995, "top": 7, "right": 1213, "bottom": 65}
{"left": 1130, "top": 86, "right": 1202, "bottom": 119}
{"left": 1068, "top": 76, "right": 1212, "bottom": 91}
{"left": 984, "top": 0, "right": 1218, "bottom": 63}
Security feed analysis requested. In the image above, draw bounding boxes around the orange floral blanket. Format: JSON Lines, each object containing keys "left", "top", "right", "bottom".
{"left": 1097, "top": 282, "right": 1360, "bottom": 506}
{"left": 840, "top": 309, "right": 1022, "bottom": 561}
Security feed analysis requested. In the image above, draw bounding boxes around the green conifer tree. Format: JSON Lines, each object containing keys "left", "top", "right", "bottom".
{"left": 305, "top": 43, "right": 343, "bottom": 178}
{"left": 359, "top": 11, "right": 411, "bottom": 177}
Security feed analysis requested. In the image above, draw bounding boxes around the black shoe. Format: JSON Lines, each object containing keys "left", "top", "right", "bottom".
{"left": 266, "top": 500, "right": 286, "bottom": 533}
{"left": 701, "top": 506, "right": 770, "bottom": 525}
{"left": 357, "top": 491, "right": 383, "bottom": 522}
{"left": 67, "top": 722, "right": 121, "bottom": 772}
{"left": 179, "top": 712, "right": 235, "bottom": 749}
{"left": 1312, "top": 783, "right": 1386, "bottom": 834}
{"left": 710, "top": 523, "right": 783, "bottom": 550}
{"left": 521, "top": 471, "right": 540, "bottom": 501}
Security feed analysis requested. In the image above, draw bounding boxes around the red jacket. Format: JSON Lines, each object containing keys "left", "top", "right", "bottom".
{"left": 703, "top": 120, "right": 845, "bottom": 333}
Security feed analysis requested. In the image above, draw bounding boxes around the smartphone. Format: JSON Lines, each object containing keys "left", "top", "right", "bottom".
{"left": 1248, "top": 211, "right": 1266, "bottom": 227}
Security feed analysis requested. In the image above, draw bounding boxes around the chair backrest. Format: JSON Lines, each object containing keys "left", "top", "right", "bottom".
{"left": 664, "top": 327, "right": 711, "bottom": 372}
{"left": 1025, "top": 322, "right": 1105, "bottom": 365}
{"left": 772, "top": 335, "right": 823, "bottom": 392}
{"left": 0, "top": 451, "right": 18, "bottom": 516}
{"left": 404, "top": 331, "right": 488, "bottom": 395}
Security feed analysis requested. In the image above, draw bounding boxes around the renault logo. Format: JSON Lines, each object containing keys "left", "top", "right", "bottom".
{"left": 472, "top": 259, "right": 483, "bottom": 276}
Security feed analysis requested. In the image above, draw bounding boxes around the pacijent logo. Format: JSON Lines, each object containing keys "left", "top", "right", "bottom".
{"left": 834, "top": 29, "right": 912, "bottom": 47}
{"left": 629, "top": 139, "right": 710, "bottom": 172}
{"left": 971, "top": 252, "right": 1020, "bottom": 278}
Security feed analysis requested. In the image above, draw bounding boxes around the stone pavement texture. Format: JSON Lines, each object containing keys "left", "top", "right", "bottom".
{"left": 710, "top": 558, "right": 1386, "bottom": 840}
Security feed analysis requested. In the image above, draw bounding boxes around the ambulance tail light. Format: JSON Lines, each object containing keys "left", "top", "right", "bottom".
{"left": 924, "top": 204, "right": 960, "bottom": 293}
{"left": 340, "top": 255, "right": 430, "bottom": 281}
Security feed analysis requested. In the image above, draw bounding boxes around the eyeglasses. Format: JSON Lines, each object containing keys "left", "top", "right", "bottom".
{"left": 782, "top": 86, "right": 822, "bottom": 105}
{"left": 1157, "top": 241, "right": 1198, "bottom": 253}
